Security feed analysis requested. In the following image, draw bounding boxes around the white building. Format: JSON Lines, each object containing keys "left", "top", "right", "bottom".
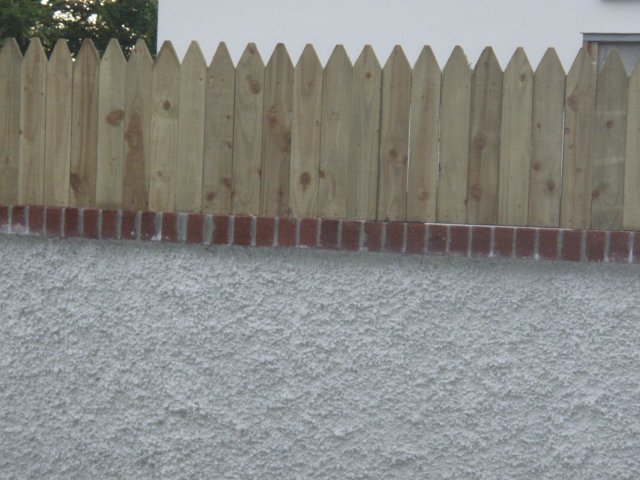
{"left": 158, "top": 0, "right": 640, "bottom": 71}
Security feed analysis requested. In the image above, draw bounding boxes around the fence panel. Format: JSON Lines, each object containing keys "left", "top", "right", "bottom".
{"left": 623, "top": 63, "right": 640, "bottom": 230}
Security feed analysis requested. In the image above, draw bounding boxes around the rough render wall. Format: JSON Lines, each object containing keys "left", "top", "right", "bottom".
{"left": 1, "top": 235, "right": 639, "bottom": 479}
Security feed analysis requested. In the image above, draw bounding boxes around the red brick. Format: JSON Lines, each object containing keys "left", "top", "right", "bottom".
{"left": 29, "top": 205, "right": 45, "bottom": 234}
{"left": 609, "top": 231, "right": 630, "bottom": 263}
{"left": 186, "top": 214, "right": 204, "bottom": 244}
{"left": 140, "top": 211, "right": 156, "bottom": 241}
{"left": 585, "top": 230, "right": 605, "bottom": 262}
{"left": 233, "top": 216, "right": 252, "bottom": 246}
{"left": 471, "top": 226, "right": 491, "bottom": 257}
{"left": 299, "top": 218, "right": 318, "bottom": 248}
{"left": 63, "top": 208, "right": 79, "bottom": 237}
{"left": 161, "top": 212, "right": 178, "bottom": 242}
{"left": 255, "top": 217, "right": 274, "bottom": 247}
{"left": 561, "top": 230, "right": 582, "bottom": 262}
{"left": 515, "top": 228, "right": 536, "bottom": 259}
{"left": 277, "top": 217, "right": 297, "bottom": 247}
{"left": 121, "top": 211, "right": 137, "bottom": 240}
{"left": 83, "top": 209, "right": 99, "bottom": 239}
{"left": 46, "top": 207, "right": 62, "bottom": 237}
{"left": 427, "top": 224, "right": 448, "bottom": 254}
{"left": 538, "top": 228, "right": 558, "bottom": 260}
{"left": 406, "top": 223, "right": 425, "bottom": 255}
{"left": 0, "top": 206, "right": 8, "bottom": 231}
{"left": 320, "top": 219, "right": 340, "bottom": 249}
{"left": 11, "top": 206, "right": 26, "bottom": 233}
{"left": 213, "top": 215, "right": 230, "bottom": 245}
{"left": 101, "top": 210, "right": 118, "bottom": 239}
{"left": 493, "top": 227, "right": 514, "bottom": 258}
{"left": 384, "top": 222, "right": 404, "bottom": 253}
{"left": 449, "top": 225, "right": 469, "bottom": 256}
{"left": 341, "top": 221, "right": 361, "bottom": 251}
{"left": 363, "top": 221, "right": 383, "bottom": 252}
{"left": 634, "top": 234, "right": 640, "bottom": 264}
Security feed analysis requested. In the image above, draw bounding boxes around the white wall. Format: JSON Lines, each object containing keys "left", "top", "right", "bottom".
{"left": 2, "top": 235, "right": 640, "bottom": 478}
{"left": 158, "top": 0, "right": 640, "bottom": 69}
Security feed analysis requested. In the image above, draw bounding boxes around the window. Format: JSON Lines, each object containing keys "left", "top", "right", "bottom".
{"left": 583, "top": 33, "right": 640, "bottom": 74}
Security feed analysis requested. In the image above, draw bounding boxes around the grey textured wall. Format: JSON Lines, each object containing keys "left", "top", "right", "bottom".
{"left": 1, "top": 235, "right": 639, "bottom": 479}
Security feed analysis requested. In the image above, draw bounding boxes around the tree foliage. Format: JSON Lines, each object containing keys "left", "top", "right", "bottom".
{"left": 0, "top": 0, "right": 158, "bottom": 56}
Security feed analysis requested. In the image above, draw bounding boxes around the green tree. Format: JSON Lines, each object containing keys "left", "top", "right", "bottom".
{"left": 0, "top": 0, "right": 157, "bottom": 56}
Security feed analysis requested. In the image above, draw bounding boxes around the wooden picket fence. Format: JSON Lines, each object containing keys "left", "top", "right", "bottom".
{"left": 1, "top": 37, "right": 639, "bottom": 230}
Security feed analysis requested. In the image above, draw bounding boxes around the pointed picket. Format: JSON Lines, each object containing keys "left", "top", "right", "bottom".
{"left": 232, "top": 43, "right": 264, "bottom": 214}
{"left": 261, "top": 44, "right": 293, "bottom": 217}
{"left": 498, "top": 48, "right": 533, "bottom": 226}
{"left": 591, "top": 49, "right": 628, "bottom": 230}
{"left": 319, "top": 45, "right": 352, "bottom": 219}
{"left": 69, "top": 39, "right": 100, "bottom": 208}
{"left": 437, "top": 46, "right": 471, "bottom": 223}
{"left": 175, "top": 41, "right": 206, "bottom": 212}
{"left": 529, "top": 48, "right": 564, "bottom": 227}
{"left": 19, "top": 38, "right": 47, "bottom": 205}
{"left": 290, "top": 44, "right": 323, "bottom": 218}
{"left": 347, "top": 45, "right": 381, "bottom": 220}
{"left": 122, "top": 39, "right": 152, "bottom": 211}
{"left": 624, "top": 63, "right": 640, "bottom": 229}
{"left": 202, "top": 42, "right": 235, "bottom": 214}
{"left": 377, "top": 45, "right": 411, "bottom": 221}
{"left": 44, "top": 39, "right": 73, "bottom": 207}
{"left": 96, "top": 39, "right": 126, "bottom": 209}
{"left": 0, "top": 38, "right": 22, "bottom": 204}
{"left": 149, "top": 41, "right": 180, "bottom": 212}
{"left": 560, "top": 49, "right": 596, "bottom": 229}
{"left": 467, "top": 47, "right": 502, "bottom": 225}
{"left": 407, "top": 46, "right": 440, "bottom": 222}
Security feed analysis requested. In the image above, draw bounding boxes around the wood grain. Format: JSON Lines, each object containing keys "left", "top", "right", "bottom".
{"left": 623, "top": 63, "right": 640, "bottom": 229}
{"left": 0, "top": 38, "right": 22, "bottom": 204}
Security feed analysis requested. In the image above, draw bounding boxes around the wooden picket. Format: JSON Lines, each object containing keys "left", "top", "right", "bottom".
{"left": 561, "top": 49, "right": 596, "bottom": 229}
{"left": 347, "top": 45, "right": 381, "bottom": 220}
{"left": 1, "top": 38, "right": 640, "bottom": 233}
{"left": 44, "top": 39, "right": 72, "bottom": 207}
{"left": 149, "top": 41, "right": 180, "bottom": 212}
{"left": 0, "top": 39, "right": 21, "bottom": 205}
{"left": 407, "top": 46, "right": 440, "bottom": 223}
{"left": 122, "top": 39, "right": 152, "bottom": 211}
{"left": 202, "top": 42, "right": 235, "bottom": 215}
{"left": 261, "top": 44, "right": 293, "bottom": 217}
{"left": 175, "top": 41, "right": 206, "bottom": 213}
{"left": 591, "top": 50, "right": 628, "bottom": 230}
{"left": 467, "top": 47, "right": 502, "bottom": 225}
{"left": 70, "top": 39, "right": 100, "bottom": 208}
{"left": 290, "top": 44, "right": 323, "bottom": 218}
{"left": 231, "top": 44, "right": 264, "bottom": 215}
{"left": 319, "top": 45, "right": 352, "bottom": 219}
{"left": 96, "top": 39, "right": 126, "bottom": 209}
{"left": 437, "top": 46, "right": 471, "bottom": 224}
{"left": 499, "top": 48, "right": 533, "bottom": 226}
{"left": 529, "top": 48, "right": 564, "bottom": 227}
{"left": 377, "top": 45, "right": 411, "bottom": 221}
{"left": 623, "top": 63, "right": 640, "bottom": 230}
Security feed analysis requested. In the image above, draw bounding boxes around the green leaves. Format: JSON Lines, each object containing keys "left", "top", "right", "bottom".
{"left": 0, "top": 0, "right": 158, "bottom": 56}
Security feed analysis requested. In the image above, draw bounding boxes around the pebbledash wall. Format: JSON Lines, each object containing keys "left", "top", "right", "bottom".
{"left": 2, "top": 205, "right": 640, "bottom": 478}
